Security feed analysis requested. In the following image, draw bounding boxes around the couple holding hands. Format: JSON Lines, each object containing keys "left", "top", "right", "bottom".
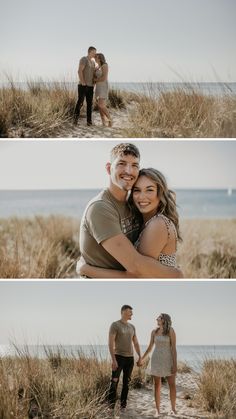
{"left": 108, "top": 305, "right": 177, "bottom": 417}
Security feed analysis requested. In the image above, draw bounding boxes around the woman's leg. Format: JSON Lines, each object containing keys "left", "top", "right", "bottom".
{"left": 97, "top": 98, "right": 106, "bottom": 125}
{"left": 153, "top": 376, "right": 161, "bottom": 414}
{"left": 98, "top": 98, "right": 112, "bottom": 126}
{"left": 166, "top": 374, "right": 176, "bottom": 413}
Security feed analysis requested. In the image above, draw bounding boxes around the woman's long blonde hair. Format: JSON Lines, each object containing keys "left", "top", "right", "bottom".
{"left": 129, "top": 168, "right": 182, "bottom": 241}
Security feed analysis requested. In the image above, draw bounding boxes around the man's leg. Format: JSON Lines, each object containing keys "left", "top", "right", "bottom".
{"left": 108, "top": 355, "right": 123, "bottom": 409}
{"left": 120, "top": 357, "right": 134, "bottom": 408}
{"left": 74, "top": 85, "right": 86, "bottom": 122}
{"left": 85, "top": 86, "right": 94, "bottom": 125}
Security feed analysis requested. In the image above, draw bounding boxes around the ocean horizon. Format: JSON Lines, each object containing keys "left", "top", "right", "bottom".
{"left": 0, "top": 188, "right": 235, "bottom": 220}
{"left": 1, "top": 81, "right": 236, "bottom": 97}
{"left": 1, "top": 344, "right": 235, "bottom": 372}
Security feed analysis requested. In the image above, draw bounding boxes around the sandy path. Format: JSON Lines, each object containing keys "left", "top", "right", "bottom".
{"left": 65, "top": 105, "right": 133, "bottom": 138}
{"left": 111, "top": 373, "right": 211, "bottom": 419}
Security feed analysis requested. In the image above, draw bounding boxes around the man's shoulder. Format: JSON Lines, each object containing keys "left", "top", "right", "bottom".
{"left": 79, "top": 56, "right": 88, "bottom": 65}
{"left": 85, "top": 190, "right": 116, "bottom": 214}
{"left": 109, "top": 320, "right": 120, "bottom": 330}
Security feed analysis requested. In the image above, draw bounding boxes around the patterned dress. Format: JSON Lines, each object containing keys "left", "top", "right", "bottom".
{"left": 150, "top": 335, "right": 173, "bottom": 377}
{"left": 135, "top": 213, "right": 178, "bottom": 267}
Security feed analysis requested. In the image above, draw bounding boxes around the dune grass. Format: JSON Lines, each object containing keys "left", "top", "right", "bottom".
{"left": 1, "top": 78, "right": 235, "bottom": 137}
{"left": 0, "top": 216, "right": 235, "bottom": 278}
{"left": 197, "top": 358, "right": 236, "bottom": 417}
{"left": 123, "top": 84, "right": 236, "bottom": 138}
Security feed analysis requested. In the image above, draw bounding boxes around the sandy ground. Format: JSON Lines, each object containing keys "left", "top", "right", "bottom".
{"left": 111, "top": 373, "right": 211, "bottom": 419}
{"left": 64, "top": 104, "right": 133, "bottom": 138}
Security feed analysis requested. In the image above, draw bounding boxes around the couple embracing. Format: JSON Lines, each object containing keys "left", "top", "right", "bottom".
{"left": 108, "top": 305, "right": 177, "bottom": 417}
{"left": 74, "top": 46, "right": 112, "bottom": 127}
{"left": 77, "top": 143, "right": 184, "bottom": 278}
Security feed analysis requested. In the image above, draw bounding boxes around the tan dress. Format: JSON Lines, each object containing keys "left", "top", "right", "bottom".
{"left": 95, "top": 66, "right": 109, "bottom": 99}
{"left": 150, "top": 335, "right": 173, "bottom": 377}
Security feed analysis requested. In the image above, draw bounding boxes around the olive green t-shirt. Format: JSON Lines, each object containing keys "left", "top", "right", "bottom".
{"left": 80, "top": 189, "right": 140, "bottom": 270}
{"left": 110, "top": 320, "right": 136, "bottom": 357}
{"left": 79, "top": 56, "right": 95, "bottom": 86}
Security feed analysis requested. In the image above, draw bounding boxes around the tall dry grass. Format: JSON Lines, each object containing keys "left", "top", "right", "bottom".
{"left": 0, "top": 215, "right": 80, "bottom": 278}
{"left": 123, "top": 85, "right": 236, "bottom": 138}
{"left": 178, "top": 219, "right": 236, "bottom": 278}
{"left": 0, "top": 216, "right": 235, "bottom": 278}
{"left": 0, "top": 345, "right": 150, "bottom": 418}
{"left": 0, "top": 79, "right": 76, "bottom": 138}
{"left": 197, "top": 358, "right": 236, "bottom": 417}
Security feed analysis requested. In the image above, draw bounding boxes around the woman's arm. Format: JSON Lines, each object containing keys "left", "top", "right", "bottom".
{"left": 141, "top": 330, "right": 155, "bottom": 361}
{"left": 138, "top": 217, "right": 168, "bottom": 259}
{"left": 96, "top": 64, "right": 108, "bottom": 82}
{"left": 170, "top": 327, "right": 177, "bottom": 374}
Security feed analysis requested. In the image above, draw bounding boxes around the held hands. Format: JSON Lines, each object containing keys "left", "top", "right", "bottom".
{"left": 136, "top": 357, "right": 143, "bottom": 367}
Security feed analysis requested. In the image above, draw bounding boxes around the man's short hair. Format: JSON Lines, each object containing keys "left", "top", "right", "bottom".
{"left": 121, "top": 305, "right": 133, "bottom": 312}
{"left": 88, "top": 46, "right": 96, "bottom": 53}
{"left": 110, "top": 143, "right": 140, "bottom": 162}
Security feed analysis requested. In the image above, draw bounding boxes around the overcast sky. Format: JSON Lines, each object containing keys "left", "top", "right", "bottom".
{"left": 0, "top": 281, "right": 236, "bottom": 346}
{"left": 0, "top": 140, "right": 235, "bottom": 190}
{"left": 1, "top": 0, "right": 236, "bottom": 82}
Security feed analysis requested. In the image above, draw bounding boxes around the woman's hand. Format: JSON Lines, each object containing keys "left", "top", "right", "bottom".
{"left": 76, "top": 256, "right": 87, "bottom": 276}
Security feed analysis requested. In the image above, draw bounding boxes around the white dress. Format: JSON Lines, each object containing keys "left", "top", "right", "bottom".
{"left": 149, "top": 335, "right": 173, "bottom": 377}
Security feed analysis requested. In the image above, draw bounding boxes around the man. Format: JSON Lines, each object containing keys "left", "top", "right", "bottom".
{"left": 74, "top": 46, "right": 96, "bottom": 126}
{"left": 78, "top": 142, "right": 183, "bottom": 278}
{"left": 108, "top": 305, "right": 141, "bottom": 410}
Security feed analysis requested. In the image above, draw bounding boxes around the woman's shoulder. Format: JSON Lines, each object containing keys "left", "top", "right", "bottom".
{"left": 145, "top": 215, "right": 169, "bottom": 236}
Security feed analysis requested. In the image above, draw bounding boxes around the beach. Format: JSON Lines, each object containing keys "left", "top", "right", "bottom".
{"left": 1, "top": 82, "right": 236, "bottom": 138}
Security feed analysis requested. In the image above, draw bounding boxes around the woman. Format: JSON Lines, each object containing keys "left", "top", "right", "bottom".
{"left": 78, "top": 168, "right": 182, "bottom": 278}
{"left": 140, "top": 313, "right": 177, "bottom": 417}
{"left": 94, "top": 53, "right": 112, "bottom": 127}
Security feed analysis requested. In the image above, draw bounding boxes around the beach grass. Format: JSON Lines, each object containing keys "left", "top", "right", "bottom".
{"left": 197, "top": 358, "right": 236, "bottom": 417}
{"left": 0, "top": 216, "right": 235, "bottom": 278}
{"left": 123, "top": 84, "right": 236, "bottom": 138}
{"left": 1, "top": 78, "right": 236, "bottom": 137}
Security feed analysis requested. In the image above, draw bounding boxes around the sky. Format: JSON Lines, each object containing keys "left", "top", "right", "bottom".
{"left": 0, "top": 140, "right": 235, "bottom": 190}
{"left": 0, "top": 0, "right": 236, "bottom": 82}
{"left": 0, "top": 281, "right": 236, "bottom": 346}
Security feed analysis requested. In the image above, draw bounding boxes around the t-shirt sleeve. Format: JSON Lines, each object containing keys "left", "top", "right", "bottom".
{"left": 86, "top": 201, "right": 122, "bottom": 244}
{"left": 132, "top": 324, "right": 136, "bottom": 337}
{"left": 109, "top": 322, "right": 118, "bottom": 335}
{"left": 79, "top": 56, "right": 87, "bottom": 66}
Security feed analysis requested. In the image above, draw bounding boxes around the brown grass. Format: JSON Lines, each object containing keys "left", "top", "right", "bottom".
{"left": 123, "top": 85, "right": 236, "bottom": 138}
{"left": 0, "top": 345, "right": 149, "bottom": 418}
{"left": 0, "top": 216, "right": 80, "bottom": 278}
{"left": 197, "top": 358, "right": 236, "bottom": 417}
{"left": 0, "top": 216, "right": 235, "bottom": 278}
{"left": 178, "top": 219, "right": 236, "bottom": 278}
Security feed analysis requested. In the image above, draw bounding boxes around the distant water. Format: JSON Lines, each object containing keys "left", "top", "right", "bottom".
{"left": 0, "top": 344, "right": 235, "bottom": 371}
{"left": 0, "top": 189, "right": 236, "bottom": 219}
{"left": 1, "top": 81, "right": 236, "bottom": 97}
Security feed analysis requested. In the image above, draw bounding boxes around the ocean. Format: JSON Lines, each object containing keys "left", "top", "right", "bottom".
{"left": 1, "top": 81, "right": 236, "bottom": 97}
{"left": 0, "top": 188, "right": 235, "bottom": 219}
{"left": 0, "top": 344, "right": 235, "bottom": 371}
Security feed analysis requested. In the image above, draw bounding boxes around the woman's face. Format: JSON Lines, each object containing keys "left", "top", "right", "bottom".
{"left": 95, "top": 55, "right": 100, "bottom": 64}
{"left": 157, "top": 315, "right": 163, "bottom": 326}
{"left": 132, "top": 175, "right": 160, "bottom": 219}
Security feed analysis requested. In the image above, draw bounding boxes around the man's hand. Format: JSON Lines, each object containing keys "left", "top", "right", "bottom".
{"left": 112, "top": 358, "right": 118, "bottom": 371}
{"left": 136, "top": 357, "right": 143, "bottom": 367}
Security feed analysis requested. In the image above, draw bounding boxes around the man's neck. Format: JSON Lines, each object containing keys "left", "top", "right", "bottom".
{"left": 108, "top": 183, "right": 128, "bottom": 202}
{"left": 120, "top": 317, "right": 128, "bottom": 324}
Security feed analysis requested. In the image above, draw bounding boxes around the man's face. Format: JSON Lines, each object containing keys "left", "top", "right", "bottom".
{"left": 123, "top": 308, "right": 133, "bottom": 320}
{"left": 107, "top": 153, "right": 140, "bottom": 192}
{"left": 90, "top": 49, "right": 97, "bottom": 58}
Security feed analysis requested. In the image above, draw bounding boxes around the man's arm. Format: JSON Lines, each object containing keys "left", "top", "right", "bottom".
{"left": 78, "top": 61, "right": 86, "bottom": 85}
{"left": 133, "top": 335, "right": 142, "bottom": 365}
{"left": 102, "top": 234, "right": 184, "bottom": 278}
{"left": 108, "top": 331, "right": 118, "bottom": 370}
